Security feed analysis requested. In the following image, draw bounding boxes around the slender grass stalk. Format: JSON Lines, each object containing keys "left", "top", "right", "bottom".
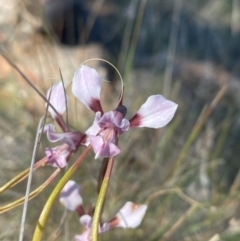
{"left": 154, "top": 116, "right": 181, "bottom": 164}
{"left": 0, "top": 158, "right": 47, "bottom": 194}
{"left": 32, "top": 145, "right": 92, "bottom": 241}
{"left": 163, "top": 0, "right": 183, "bottom": 97}
{"left": 117, "top": 0, "right": 137, "bottom": 72}
{"left": 0, "top": 53, "right": 66, "bottom": 125}
{"left": 161, "top": 204, "right": 199, "bottom": 241}
{"left": 0, "top": 168, "right": 61, "bottom": 213}
{"left": 210, "top": 113, "right": 232, "bottom": 160}
{"left": 166, "top": 85, "right": 227, "bottom": 181}
{"left": 91, "top": 157, "right": 114, "bottom": 241}
{"left": 19, "top": 117, "right": 45, "bottom": 241}
{"left": 124, "top": 0, "right": 147, "bottom": 77}
{"left": 84, "top": 0, "right": 106, "bottom": 42}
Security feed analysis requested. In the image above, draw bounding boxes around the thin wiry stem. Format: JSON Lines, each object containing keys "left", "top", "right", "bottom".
{"left": 84, "top": 0, "right": 106, "bottom": 41}
{"left": 165, "top": 85, "right": 227, "bottom": 181}
{"left": 124, "top": 0, "right": 147, "bottom": 76}
{"left": 18, "top": 117, "right": 45, "bottom": 241}
{"left": 0, "top": 168, "right": 61, "bottom": 214}
{"left": 46, "top": 208, "right": 68, "bottom": 241}
{"left": 161, "top": 204, "right": 199, "bottom": 241}
{"left": 231, "top": 0, "right": 240, "bottom": 36}
{"left": 59, "top": 68, "right": 69, "bottom": 128}
{"left": 162, "top": 0, "right": 183, "bottom": 97}
{"left": 0, "top": 52, "right": 67, "bottom": 127}
{"left": 117, "top": 0, "right": 138, "bottom": 72}
{"left": 146, "top": 187, "right": 201, "bottom": 207}
{"left": 0, "top": 157, "right": 46, "bottom": 194}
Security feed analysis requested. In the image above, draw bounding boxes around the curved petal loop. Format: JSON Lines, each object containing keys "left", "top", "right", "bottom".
{"left": 89, "top": 136, "right": 120, "bottom": 159}
{"left": 47, "top": 82, "right": 67, "bottom": 119}
{"left": 129, "top": 95, "right": 178, "bottom": 128}
{"left": 43, "top": 124, "right": 82, "bottom": 150}
{"left": 72, "top": 65, "right": 103, "bottom": 113}
{"left": 59, "top": 180, "right": 83, "bottom": 211}
{"left": 115, "top": 202, "right": 148, "bottom": 228}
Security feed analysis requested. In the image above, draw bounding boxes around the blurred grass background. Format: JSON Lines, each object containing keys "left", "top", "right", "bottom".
{"left": 1, "top": 0, "right": 240, "bottom": 240}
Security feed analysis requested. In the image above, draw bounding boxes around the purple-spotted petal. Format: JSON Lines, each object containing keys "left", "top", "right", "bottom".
{"left": 129, "top": 95, "right": 178, "bottom": 128}
{"left": 72, "top": 65, "right": 103, "bottom": 113}
{"left": 43, "top": 124, "right": 82, "bottom": 150}
{"left": 89, "top": 136, "right": 120, "bottom": 159}
{"left": 45, "top": 144, "right": 70, "bottom": 168}
{"left": 59, "top": 180, "right": 83, "bottom": 211}
{"left": 114, "top": 202, "right": 148, "bottom": 228}
{"left": 47, "top": 82, "right": 67, "bottom": 119}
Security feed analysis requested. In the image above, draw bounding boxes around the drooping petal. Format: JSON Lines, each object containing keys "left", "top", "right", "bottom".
{"left": 129, "top": 95, "right": 178, "bottom": 128}
{"left": 43, "top": 124, "right": 83, "bottom": 150}
{"left": 45, "top": 144, "right": 71, "bottom": 168}
{"left": 89, "top": 136, "right": 120, "bottom": 159}
{"left": 72, "top": 65, "right": 103, "bottom": 113}
{"left": 59, "top": 180, "right": 83, "bottom": 211}
{"left": 113, "top": 202, "right": 148, "bottom": 228}
{"left": 46, "top": 82, "right": 67, "bottom": 119}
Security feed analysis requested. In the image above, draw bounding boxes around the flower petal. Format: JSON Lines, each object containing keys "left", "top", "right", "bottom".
{"left": 74, "top": 215, "right": 109, "bottom": 241}
{"left": 80, "top": 215, "right": 109, "bottom": 233}
{"left": 114, "top": 201, "right": 148, "bottom": 228}
{"left": 59, "top": 180, "right": 83, "bottom": 211}
{"left": 129, "top": 95, "right": 178, "bottom": 128}
{"left": 89, "top": 136, "right": 120, "bottom": 159}
{"left": 98, "top": 110, "right": 130, "bottom": 135}
{"left": 47, "top": 82, "right": 67, "bottom": 119}
{"left": 45, "top": 144, "right": 70, "bottom": 168}
{"left": 85, "top": 112, "right": 102, "bottom": 136}
{"left": 43, "top": 124, "right": 83, "bottom": 150}
{"left": 72, "top": 65, "right": 103, "bottom": 113}
{"left": 80, "top": 215, "right": 92, "bottom": 229}
{"left": 74, "top": 232, "right": 90, "bottom": 241}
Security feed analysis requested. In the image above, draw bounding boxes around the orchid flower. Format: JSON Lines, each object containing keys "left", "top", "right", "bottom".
{"left": 43, "top": 82, "right": 84, "bottom": 168}
{"left": 43, "top": 65, "right": 177, "bottom": 163}
{"left": 60, "top": 181, "right": 147, "bottom": 240}
{"left": 72, "top": 65, "right": 178, "bottom": 159}
{"left": 42, "top": 124, "right": 83, "bottom": 168}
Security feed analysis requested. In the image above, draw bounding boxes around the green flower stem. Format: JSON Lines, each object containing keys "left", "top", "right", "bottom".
{"left": 91, "top": 157, "right": 114, "bottom": 241}
{"left": 32, "top": 145, "right": 92, "bottom": 241}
